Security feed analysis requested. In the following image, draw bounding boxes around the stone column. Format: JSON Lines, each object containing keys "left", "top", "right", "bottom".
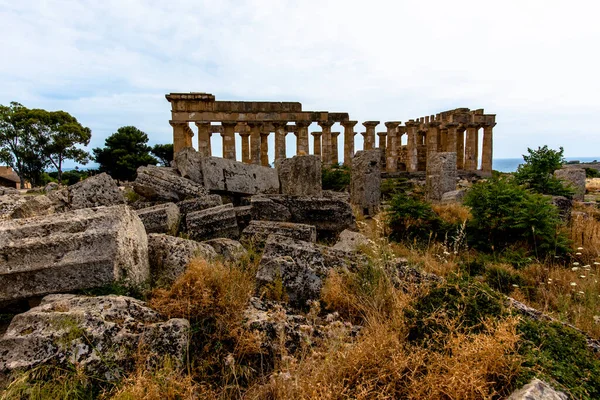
{"left": 312, "top": 131, "right": 322, "bottom": 157}
{"left": 273, "top": 122, "right": 287, "bottom": 162}
{"left": 171, "top": 121, "right": 191, "bottom": 155}
{"left": 385, "top": 121, "right": 401, "bottom": 172}
{"left": 260, "top": 127, "right": 270, "bottom": 167}
{"left": 296, "top": 121, "right": 311, "bottom": 156}
{"left": 405, "top": 120, "right": 419, "bottom": 173}
{"left": 445, "top": 123, "right": 458, "bottom": 153}
{"left": 464, "top": 123, "right": 479, "bottom": 171}
{"left": 331, "top": 131, "right": 340, "bottom": 165}
{"left": 481, "top": 123, "right": 495, "bottom": 174}
{"left": 194, "top": 122, "right": 212, "bottom": 157}
{"left": 456, "top": 126, "right": 465, "bottom": 170}
{"left": 221, "top": 122, "right": 237, "bottom": 160}
{"left": 427, "top": 121, "right": 441, "bottom": 158}
{"left": 239, "top": 130, "right": 251, "bottom": 164}
{"left": 318, "top": 121, "right": 334, "bottom": 167}
{"left": 362, "top": 121, "right": 379, "bottom": 150}
{"left": 377, "top": 132, "right": 387, "bottom": 170}
{"left": 439, "top": 127, "right": 447, "bottom": 152}
{"left": 247, "top": 122, "right": 262, "bottom": 165}
{"left": 341, "top": 121, "right": 358, "bottom": 166}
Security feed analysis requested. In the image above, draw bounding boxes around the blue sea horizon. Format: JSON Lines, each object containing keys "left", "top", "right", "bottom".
{"left": 494, "top": 157, "right": 600, "bottom": 173}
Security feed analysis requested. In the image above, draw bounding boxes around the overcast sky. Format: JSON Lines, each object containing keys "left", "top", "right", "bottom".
{"left": 1, "top": 0, "right": 599, "bottom": 166}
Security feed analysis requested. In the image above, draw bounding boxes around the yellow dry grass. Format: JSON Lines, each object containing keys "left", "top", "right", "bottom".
{"left": 432, "top": 203, "right": 472, "bottom": 225}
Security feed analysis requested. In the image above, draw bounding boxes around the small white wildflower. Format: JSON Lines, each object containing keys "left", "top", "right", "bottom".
{"left": 573, "top": 262, "right": 580, "bottom": 266}
{"left": 577, "top": 246, "right": 584, "bottom": 250}
{"left": 578, "top": 291, "right": 585, "bottom": 295}
{"left": 512, "top": 284, "right": 519, "bottom": 288}
{"left": 570, "top": 282, "right": 577, "bottom": 286}
{"left": 572, "top": 267, "right": 580, "bottom": 271}
{"left": 583, "top": 265, "right": 591, "bottom": 269}
{"left": 548, "top": 278, "right": 553, "bottom": 281}
{"left": 595, "top": 262, "right": 600, "bottom": 265}
{"left": 594, "top": 316, "right": 600, "bottom": 324}
{"left": 580, "top": 275, "right": 587, "bottom": 279}
{"left": 575, "top": 252, "right": 582, "bottom": 256}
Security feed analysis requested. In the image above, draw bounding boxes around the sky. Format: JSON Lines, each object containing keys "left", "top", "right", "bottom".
{"left": 1, "top": 0, "right": 599, "bottom": 168}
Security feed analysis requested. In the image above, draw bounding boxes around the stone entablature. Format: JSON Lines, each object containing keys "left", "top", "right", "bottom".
{"left": 166, "top": 93, "right": 495, "bottom": 174}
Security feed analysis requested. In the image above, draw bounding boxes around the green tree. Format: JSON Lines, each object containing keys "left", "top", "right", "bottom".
{"left": 514, "top": 145, "right": 573, "bottom": 196}
{"left": 93, "top": 126, "right": 158, "bottom": 182}
{"left": 151, "top": 143, "right": 174, "bottom": 166}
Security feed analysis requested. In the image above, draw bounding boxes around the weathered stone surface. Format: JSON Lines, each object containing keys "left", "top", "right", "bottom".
{"left": 251, "top": 196, "right": 293, "bottom": 221}
{"left": 136, "top": 202, "right": 180, "bottom": 234}
{"left": 50, "top": 173, "right": 126, "bottom": 212}
{"left": 333, "top": 229, "right": 369, "bottom": 252}
{"left": 0, "top": 294, "right": 189, "bottom": 381}
{"left": 234, "top": 205, "right": 253, "bottom": 230}
{"left": 176, "top": 194, "right": 222, "bottom": 216}
{"left": 43, "top": 182, "right": 60, "bottom": 194}
{"left": 257, "top": 235, "right": 359, "bottom": 305}
{"left": 148, "top": 233, "right": 216, "bottom": 286}
{"left": 242, "top": 220, "right": 317, "bottom": 247}
{"left": 551, "top": 196, "right": 573, "bottom": 222}
{"left": 186, "top": 203, "right": 240, "bottom": 241}
{"left": 0, "top": 187, "right": 18, "bottom": 196}
{"left": 440, "top": 189, "right": 466, "bottom": 204}
{"left": 134, "top": 165, "right": 208, "bottom": 202}
{"left": 350, "top": 149, "right": 381, "bottom": 216}
{"left": 174, "top": 148, "right": 279, "bottom": 195}
{"left": 426, "top": 152, "right": 457, "bottom": 202}
{"left": 203, "top": 238, "right": 248, "bottom": 262}
{"left": 0, "top": 205, "right": 149, "bottom": 302}
{"left": 507, "top": 378, "right": 568, "bottom": 400}
{"left": 322, "top": 190, "right": 351, "bottom": 202}
{"left": 10, "top": 195, "right": 55, "bottom": 219}
{"left": 555, "top": 168, "right": 586, "bottom": 201}
{"left": 0, "top": 194, "right": 27, "bottom": 221}
{"left": 276, "top": 155, "right": 322, "bottom": 196}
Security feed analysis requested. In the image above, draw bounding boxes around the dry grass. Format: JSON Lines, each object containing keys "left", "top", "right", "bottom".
{"left": 569, "top": 204, "right": 600, "bottom": 258}
{"left": 432, "top": 203, "right": 472, "bottom": 225}
{"left": 586, "top": 178, "right": 600, "bottom": 192}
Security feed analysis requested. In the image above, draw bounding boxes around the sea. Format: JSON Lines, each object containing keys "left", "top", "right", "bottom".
{"left": 494, "top": 157, "right": 600, "bottom": 173}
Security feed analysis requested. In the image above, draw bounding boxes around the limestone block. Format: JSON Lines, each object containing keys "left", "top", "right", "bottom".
{"left": 174, "top": 148, "right": 279, "bottom": 195}
{"left": 49, "top": 173, "right": 126, "bottom": 212}
{"left": 134, "top": 165, "right": 208, "bottom": 202}
{"left": 426, "top": 152, "right": 457, "bottom": 202}
{"left": 257, "top": 234, "right": 359, "bottom": 306}
{"left": 203, "top": 238, "right": 248, "bottom": 262}
{"left": 0, "top": 187, "right": 18, "bottom": 196}
{"left": 440, "top": 189, "right": 466, "bottom": 204}
{"left": 148, "top": 233, "right": 216, "bottom": 286}
{"left": 241, "top": 220, "right": 317, "bottom": 247}
{"left": 276, "top": 155, "right": 322, "bottom": 196}
{"left": 176, "top": 194, "right": 223, "bottom": 216}
{"left": 186, "top": 204, "right": 240, "bottom": 241}
{"left": 555, "top": 168, "right": 586, "bottom": 201}
{"left": 551, "top": 196, "right": 573, "bottom": 222}
{"left": 136, "top": 202, "right": 180, "bottom": 234}
{"left": 43, "top": 182, "right": 60, "bottom": 194}
{"left": 350, "top": 149, "right": 381, "bottom": 216}
{"left": 0, "top": 195, "right": 28, "bottom": 221}
{"left": 0, "top": 205, "right": 149, "bottom": 302}
{"left": 507, "top": 378, "right": 568, "bottom": 400}
{"left": 333, "top": 229, "right": 369, "bottom": 252}
{"left": 10, "top": 195, "right": 55, "bottom": 219}
{"left": 250, "top": 196, "right": 293, "bottom": 221}
{"left": 234, "top": 205, "right": 253, "bottom": 230}
{"left": 0, "top": 294, "right": 189, "bottom": 381}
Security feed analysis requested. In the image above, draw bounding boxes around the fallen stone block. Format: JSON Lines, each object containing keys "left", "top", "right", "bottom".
{"left": 250, "top": 197, "right": 292, "bottom": 221}
{"left": 555, "top": 167, "right": 586, "bottom": 201}
{"left": 234, "top": 205, "right": 253, "bottom": 230}
{"left": 148, "top": 233, "right": 216, "bottom": 286}
{"left": 134, "top": 165, "right": 208, "bottom": 202}
{"left": 0, "top": 294, "right": 189, "bottom": 381}
{"left": 174, "top": 148, "right": 279, "bottom": 195}
{"left": 242, "top": 220, "right": 317, "bottom": 247}
{"left": 49, "top": 173, "right": 125, "bottom": 212}
{"left": 10, "top": 195, "right": 55, "bottom": 219}
{"left": 507, "top": 378, "right": 568, "bottom": 400}
{"left": 136, "top": 202, "right": 180, "bottom": 234}
{"left": 203, "top": 238, "right": 248, "bottom": 262}
{"left": 257, "top": 235, "right": 358, "bottom": 306}
{"left": 351, "top": 149, "right": 381, "bottom": 216}
{"left": 176, "top": 194, "right": 223, "bottom": 216}
{"left": 440, "top": 189, "right": 466, "bottom": 204}
{"left": 0, "top": 187, "right": 18, "bottom": 196}
{"left": 276, "top": 155, "right": 322, "bottom": 196}
{"left": 186, "top": 203, "right": 240, "bottom": 241}
{"left": 551, "top": 195, "right": 573, "bottom": 222}
{"left": 426, "top": 152, "right": 457, "bottom": 203}
{"left": 0, "top": 195, "right": 27, "bottom": 221}
{"left": 0, "top": 205, "right": 149, "bottom": 303}
{"left": 333, "top": 229, "right": 369, "bottom": 252}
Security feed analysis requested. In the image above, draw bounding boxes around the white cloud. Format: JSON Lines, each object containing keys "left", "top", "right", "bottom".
{"left": 1, "top": 0, "right": 599, "bottom": 164}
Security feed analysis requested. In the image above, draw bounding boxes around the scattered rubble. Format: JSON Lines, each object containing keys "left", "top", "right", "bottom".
{"left": 136, "top": 202, "right": 180, "bottom": 234}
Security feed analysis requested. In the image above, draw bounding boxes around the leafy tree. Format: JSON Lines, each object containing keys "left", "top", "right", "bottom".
{"left": 464, "top": 175, "right": 570, "bottom": 258}
{"left": 93, "top": 126, "right": 158, "bottom": 182}
{"left": 514, "top": 145, "right": 573, "bottom": 196}
{"left": 151, "top": 143, "right": 174, "bottom": 166}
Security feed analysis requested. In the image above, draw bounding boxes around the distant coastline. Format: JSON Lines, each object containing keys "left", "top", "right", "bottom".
{"left": 493, "top": 157, "right": 600, "bottom": 173}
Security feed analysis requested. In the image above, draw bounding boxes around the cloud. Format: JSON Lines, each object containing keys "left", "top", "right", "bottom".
{"left": 0, "top": 0, "right": 599, "bottom": 166}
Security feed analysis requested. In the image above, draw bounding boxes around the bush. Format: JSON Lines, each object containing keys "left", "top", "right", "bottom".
{"left": 514, "top": 145, "right": 573, "bottom": 196}
{"left": 321, "top": 164, "right": 350, "bottom": 191}
{"left": 464, "top": 176, "right": 570, "bottom": 258}
{"left": 585, "top": 167, "right": 600, "bottom": 178}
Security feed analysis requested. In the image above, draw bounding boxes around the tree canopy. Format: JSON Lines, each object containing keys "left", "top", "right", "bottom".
{"left": 151, "top": 143, "right": 174, "bottom": 167}
{"left": 514, "top": 145, "right": 573, "bottom": 197}
{"left": 93, "top": 126, "right": 158, "bottom": 182}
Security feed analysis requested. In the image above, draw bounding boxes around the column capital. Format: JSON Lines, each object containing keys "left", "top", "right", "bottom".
{"left": 239, "top": 131, "right": 251, "bottom": 137}
{"left": 341, "top": 120, "right": 358, "bottom": 128}
{"left": 272, "top": 121, "right": 288, "bottom": 129}
{"left": 331, "top": 131, "right": 340, "bottom": 138}
{"left": 483, "top": 123, "right": 497, "bottom": 129}
{"left": 363, "top": 121, "right": 380, "bottom": 128}
{"left": 193, "top": 121, "right": 210, "bottom": 127}
{"left": 170, "top": 120, "right": 189, "bottom": 127}
{"left": 443, "top": 122, "right": 459, "bottom": 128}
{"left": 247, "top": 121, "right": 264, "bottom": 128}
{"left": 428, "top": 121, "right": 441, "bottom": 128}
{"left": 318, "top": 120, "right": 334, "bottom": 128}
{"left": 405, "top": 120, "right": 419, "bottom": 127}
{"left": 377, "top": 131, "right": 387, "bottom": 138}
{"left": 467, "top": 122, "right": 481, "bottom": 129}
{"left": 221, "top": 121, "right": 237, "bottom": 127}
{"left": 384, "top": 121, "right": 401, "bottom": 129}
{"left": 296, "top": 120, "right": 312, "bottom": 128}
{"left": 311, "top": 131, "right": 322, "bottom": 137}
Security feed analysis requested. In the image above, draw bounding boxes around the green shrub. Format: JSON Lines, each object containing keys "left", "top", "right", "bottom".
{"left": 514, "top": 145, "right": 574, "bottom": 196}
{"left": 381, "top": 177, "right": 411, "bottom": 200}
{"left": 322, "top": 164, "right": 350, "bottom": 191}
{"left": 464, "top": 176, "right": 570, "bottom": 258}
{"left": 484, "top": 265, "right": 525, "bottom": 295}
{"left": 585, "top": 167, "right": 600, "bottom": 178}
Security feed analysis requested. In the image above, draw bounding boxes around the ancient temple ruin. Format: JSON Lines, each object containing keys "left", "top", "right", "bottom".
{"left": 166, "top": 93, "right": 496, "bottom": 173}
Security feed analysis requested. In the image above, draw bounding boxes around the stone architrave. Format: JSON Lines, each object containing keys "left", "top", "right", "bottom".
{"left": 555, "top": 168, "right": 586, "bottom": 201}
{"left": 0, "top": 205, "right": 149, "bottom": 302}
{"left": 195, "top": 122, "right": 212, "bottom": 157}
{"left": 405, "top": 120, "right": 419, "bottom": 172}
{"left": 385, "top": 121, "right": 401, "bottom": 172}
{"left": 221, "top": 122, "right": 237, "bottom": 161}
{"left": 312, "top": 132, "right": 322, "bottom": 157}
{"left": 318, "top": 121, "right": 335, "bottom": 167}
{"left": 296, "top": 121, "right": 311, "bottom": 156}
{"left": 464, "top": 123, "right": 479, "bottom": 171}
{"left": 426, "top": 152, "right": 457, "bottom": 202}
{"left": 276, "top": 155, "right": 322, "bottom": 196}
{"left": 350, "top": 149, "right": 381, "bottom": 217}
{"left": 341, "top": 121, "right": 358, "bottom": 166}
